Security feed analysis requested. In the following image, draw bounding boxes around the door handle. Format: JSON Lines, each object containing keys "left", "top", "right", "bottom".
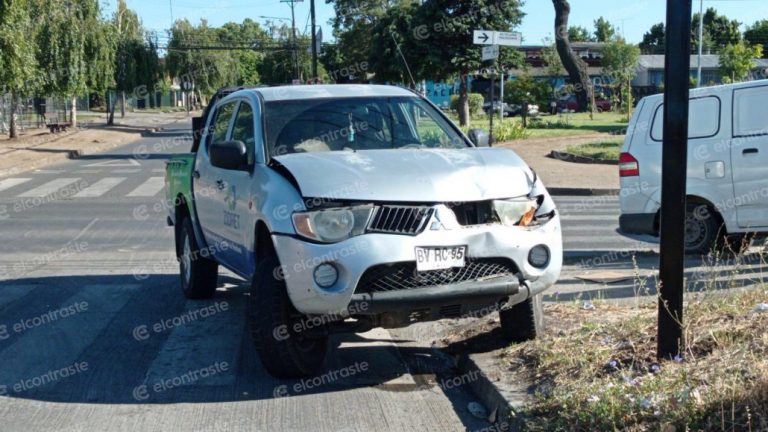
{"left": 743, "top": 148, "right": 759, "bottom": 155}
{"left": 192, "top": 170, "right": 200, "bottom": 179}
{"left": 216, "top": 179, "right": 227, "bottom": 190}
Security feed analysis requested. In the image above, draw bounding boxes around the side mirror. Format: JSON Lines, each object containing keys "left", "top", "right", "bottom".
{"left": 468, "top": 129, "right": 490, "bottom": 147}
{"left": 210, "top": 140, "right": 248, "bottom": 170}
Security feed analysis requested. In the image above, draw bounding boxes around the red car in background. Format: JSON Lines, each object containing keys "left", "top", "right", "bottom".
{"left": 556, "top": 95, "right": 612, "bottom": 112}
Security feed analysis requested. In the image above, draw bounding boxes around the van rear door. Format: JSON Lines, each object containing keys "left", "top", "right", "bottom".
{"left": 730, "top": 84, "right": 768, "bottom": 228}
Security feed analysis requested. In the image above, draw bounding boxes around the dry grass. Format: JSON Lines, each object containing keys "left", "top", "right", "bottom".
{"left": 504, "top": 288, "right": 768, "bottom": 431}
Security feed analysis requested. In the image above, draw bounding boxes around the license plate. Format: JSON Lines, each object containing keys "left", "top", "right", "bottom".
{"left": 415, "top": 246, "right": 467, "bottom": 272}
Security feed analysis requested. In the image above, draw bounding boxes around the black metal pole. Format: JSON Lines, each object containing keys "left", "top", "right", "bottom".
{"left": 657, "top": 0, "right": 692, "bottom": 360}
{"left": 310, "top": 0, "right": 318, "bottom": 79}
{"left": 489, "top": 65, "right": 495, "bottom": 146}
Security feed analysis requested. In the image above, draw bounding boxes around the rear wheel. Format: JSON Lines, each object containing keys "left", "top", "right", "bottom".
{"left": 499, "top": 294, "right": 543, "bottom": 342}
{"left": 684, "top": 203, "right": 723, "bottom": 255}
{"left": 248, "top": 254, "right": 328, "bottom": 378}
{"left": 179, "top": 218, "right": 218, "bottom": 299}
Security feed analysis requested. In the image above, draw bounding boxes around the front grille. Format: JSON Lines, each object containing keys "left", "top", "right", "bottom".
{"left": 355, "top": 258, "right": 518, "bottom": 294}
{"left": 448, "top": 201, "right": 495, "bottom": 226}
{"left": 367, "top": 205, "right": 434, "bottom": 235}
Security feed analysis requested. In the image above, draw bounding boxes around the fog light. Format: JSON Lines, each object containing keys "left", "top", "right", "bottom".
{"left": 528, "top": 245, "right": 550, "bottom": 268}
{"left": 313, "top": 263, "right": 338, "bottom": 288}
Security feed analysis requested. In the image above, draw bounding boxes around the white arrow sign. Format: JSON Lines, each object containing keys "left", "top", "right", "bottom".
{"left": 473, "top": 30, "right": 493, "bottom": 45}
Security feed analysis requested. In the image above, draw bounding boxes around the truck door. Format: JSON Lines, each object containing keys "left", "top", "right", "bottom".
{"left": 215, "top": 101, "right": 258, "bottom": 274}
{"left": 194, "top": 100, "right": 240, "bottom": 266}
{"left": 730, "top": 84, "right": 768, "bottom": 228}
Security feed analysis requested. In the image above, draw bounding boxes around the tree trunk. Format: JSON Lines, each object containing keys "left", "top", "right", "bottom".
{"left": 70, "top": 96, "right": 78, "bottom": 128}
{"left": 9, "top": 91, "right": 18, "bottom": 139}
{"left": 107, "top": 92, "right": 115, "bottom": 125}
{"left": 553, "top": 0, "right": 595, "bottom": 113}
{"left": 458, "top": 73, "right": 470, "bottom": 127}
{"left": 120, "top": 91, "right": 126, "bottom": 118}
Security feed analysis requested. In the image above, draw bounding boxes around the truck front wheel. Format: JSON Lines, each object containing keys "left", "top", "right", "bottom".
{"left": 499, "top": 294, "right": 544, "bottom": 342}
{"left": 248, "top": 254, "right": 328, "bottom": 378}
{"left": 179, "top": 218, "right": 219, "bottom": 299}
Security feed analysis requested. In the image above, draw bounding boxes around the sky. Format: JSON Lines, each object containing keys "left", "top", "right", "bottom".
{"left": 105, "top": 0, "right": 768, "bottom": 46}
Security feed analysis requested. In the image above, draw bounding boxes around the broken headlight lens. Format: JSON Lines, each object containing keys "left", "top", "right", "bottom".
{"left": 493, "top": 199, "right": 539, "bottom": 227}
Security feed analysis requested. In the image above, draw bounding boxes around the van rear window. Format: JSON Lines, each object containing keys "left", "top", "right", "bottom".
{"left": 650, "top": 96, "right": 721, "bottom": 141}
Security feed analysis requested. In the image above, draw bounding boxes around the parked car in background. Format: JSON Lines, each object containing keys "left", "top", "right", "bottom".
{"left": 483, "top": 101, "right": 520, "bottom": 117}
{"left": 557, "top": 95, "right": 612, "bottom": 112}
{"left": 619, "top": 80, "right": 768, "bottom": 254}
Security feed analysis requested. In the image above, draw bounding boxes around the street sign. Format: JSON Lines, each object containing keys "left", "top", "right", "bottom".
{"left": 496, "top": 31, "right": 522, "bottom": 47}
{"left": 473, "top": 30, "right": 493, "bottom": 45}
{"left": 474, "top": 30, "right": 522, "bottom": 46}
{"left": 481, "top": 45, "right": 499, "bottom": 61}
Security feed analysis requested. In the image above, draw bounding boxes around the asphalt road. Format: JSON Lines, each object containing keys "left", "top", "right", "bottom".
{"left": 0, "top": 120, "right": 663, "bottom": 431}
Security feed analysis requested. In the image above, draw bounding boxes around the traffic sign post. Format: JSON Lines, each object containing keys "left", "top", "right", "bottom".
{"left": 473, "top": 30, "right": 522, "bottom": 46}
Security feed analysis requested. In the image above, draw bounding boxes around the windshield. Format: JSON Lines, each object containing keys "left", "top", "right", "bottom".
{"left": 264, "top": 96, "right": 468, "bottom": 156}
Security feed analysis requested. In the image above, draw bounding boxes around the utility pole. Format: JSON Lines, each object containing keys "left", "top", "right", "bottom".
{"left": 658, "top": 0, "right": 693, "bottom": 360}
{"left": 281, "top": 0, "right": 300, "bottom": 82}
{"left": 310, "top": 0, "right": 317, "bottom": 79}
{"left": 696, "top": 0, "right": 704, "bottom": 87}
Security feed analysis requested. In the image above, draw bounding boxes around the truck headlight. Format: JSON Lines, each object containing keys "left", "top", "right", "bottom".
{"left": 493, "top": 199, "right": 538, "bottom": 227}
{"left": 292, "top": 205, "right": 374, "bottom": 243}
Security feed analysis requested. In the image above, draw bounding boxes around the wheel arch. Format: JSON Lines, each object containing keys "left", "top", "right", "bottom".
{"left": 651, "top": 195, "right": 727, "bottom": 236}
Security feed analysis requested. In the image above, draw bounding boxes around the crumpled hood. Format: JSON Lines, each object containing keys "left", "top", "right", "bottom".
{"left": 272, "top": 148, "right": 535, "bottom": 203}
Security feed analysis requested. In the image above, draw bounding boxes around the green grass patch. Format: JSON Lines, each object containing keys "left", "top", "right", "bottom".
{"left": 446, "top": 112, "right": 628, "bottom": 140}
{"left": 564, "top": 139, "right": 623, "bottom": 161}
{"left": 505, "top": 287, "right": 768, "bottom": 431}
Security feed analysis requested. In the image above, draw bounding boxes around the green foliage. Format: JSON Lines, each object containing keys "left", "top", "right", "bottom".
{"left": 493, "top": 121, "right": 528, "bottom": 141}
{"left": 601, "top": 38, "right": 640, "bottom": 117}
{"left": 744, "top": 20, "right": 768, "bottom": 58}
{"left": 691, "top": 7, "right": 742, "bottom": 53}
{"left": 0, "top": 0, "right": 37, "bottom": 93}
{"left": 34, "top": 1, "right": 90, "bottom": 97}
{"left": 568, "top": 26, "right": 594, "bottom": 43}
{"left": 564, "top": 140, "right": 622, "bottom": 161}
{"left": 503, "top": 75, "right": 553, "bottom": 108}
{"left": 450, "top": 93, "right": 484, "bottom": 116}
{"left": 639, "top": 23, "right": 665, "bottom": 54}
{"left": 593, "top": 17, "right": 616, "bottom": 43}
{"left": 719, "top": 41, "right": 763, "bottom": 82}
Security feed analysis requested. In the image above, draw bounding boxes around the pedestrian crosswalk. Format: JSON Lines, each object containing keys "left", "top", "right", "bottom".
{"left": 0, "top": 176, "right": 167, "bottom": 199}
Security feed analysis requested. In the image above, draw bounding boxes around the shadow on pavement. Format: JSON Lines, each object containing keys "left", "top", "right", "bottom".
{"left": 0, "top": 273, "right": 486, "bottom": 431}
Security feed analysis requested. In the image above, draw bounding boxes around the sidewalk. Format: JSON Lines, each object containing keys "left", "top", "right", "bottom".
{"left": 0, "top": 111, "right": 193, "bottom": 178}
{"left": 496, "top": 133, "right": 621, "bottom": 194}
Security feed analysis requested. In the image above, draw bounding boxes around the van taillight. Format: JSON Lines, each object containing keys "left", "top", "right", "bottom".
{"left": 619, "top": 153, "right": 640, "bottom": 177}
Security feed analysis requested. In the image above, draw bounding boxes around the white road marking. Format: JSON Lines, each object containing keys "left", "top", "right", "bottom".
{"left": 112, "top": 169, "right": 141, "bottom": 174}
{"left": 16, "top": 178, "right": 81, "bottom": 197}
{"left": 85, "top": 159, "right": 141, "bottom": 167}
{"left": 0, "top": 178, "right": 32, "bottom": 193}
{"left": 126, "top": 177, "right": 165, "bottom": 197}
{"left": 73, "top": 170, "right": 102, "bottom": 174}
{"left": 74, "top": 178, "right": 126, "bottom": 198}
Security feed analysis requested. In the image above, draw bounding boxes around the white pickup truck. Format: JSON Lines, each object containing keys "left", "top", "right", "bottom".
{"left": 165, "top": 84, "right": 563, "bottom": 378}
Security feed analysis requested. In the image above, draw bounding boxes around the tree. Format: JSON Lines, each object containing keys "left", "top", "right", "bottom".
{"left": 593, "top": 17, "right": 616, "bottom": 42}
{"left": 368, "top": 1, "right": 419, "bottom": 85}
{"left": 601, "top": 38, "right": 640, "bottom": 120}
{"left": 0, "top": 0, "right": 37, "bottom": 138}
{"left": 639, "top": 23, "right": 665, "bottom": 54}
{"left": 553, "top": 0, "right": 594, "bottom": 113}
{"left": 414, "top": 0, "right": 524, "bottom": 126}
{"left": 568, "top": 26, "right": 593, "bottom": 42}
{"left": 692, "top": 8, "right": 741, "bottom": 54}
{"left": 541, "top": 39, "right": 565, "bottom": 87}
{"left": 719, "top": 41, "right": 763, "bottom": 82}
{"left": 744, "top": 20, "right": 768, "bottom": 58}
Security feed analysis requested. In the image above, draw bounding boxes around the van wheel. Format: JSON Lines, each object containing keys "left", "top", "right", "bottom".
{"left": 499, "top": 294, "right": 544, "bottom": 342}
{"left": 179, "top": 218, "right": 218, "bottom": 299}
{"left": 684, "top": 203, "right": 722, "bottom": 255}
{"left": 248, "top": 254, "right": 327, "bottom": 378}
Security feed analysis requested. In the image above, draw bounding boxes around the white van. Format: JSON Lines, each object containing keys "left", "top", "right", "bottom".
{"left": 619, "top": 80, "right": 768, "bottom": 254}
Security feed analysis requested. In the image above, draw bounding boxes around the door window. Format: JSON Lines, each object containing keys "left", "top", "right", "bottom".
{"left": 231, "top": 103, "right": 256, "bottom": 166}
{"left": 209, "top": 102, "right": 237, "bottom": 146}
{"left": 650, "top": 96, "right": 721, "bottom": 141}
{"left": 733, "top": 86, "right": 768, "bottom": 137}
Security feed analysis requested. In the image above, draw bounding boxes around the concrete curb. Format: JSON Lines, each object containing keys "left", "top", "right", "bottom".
{"left": 549, "top": 150, "right": 618, "bottom": 165}
{"left": 457, "top": 353, "right": 527, "bottom": 431}
{"left": 547, "top": 187, "right": 619, "bottom": 196}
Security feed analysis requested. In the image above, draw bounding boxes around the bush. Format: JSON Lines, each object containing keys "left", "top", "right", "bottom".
{"left": 504, "top": 75, "right": 554, "bottom": 108}
{"left": 450, "top": 93, "right": 485, "bottom": 117}
{"left": 494, "top": 121, "right": 529, "bottom": 141}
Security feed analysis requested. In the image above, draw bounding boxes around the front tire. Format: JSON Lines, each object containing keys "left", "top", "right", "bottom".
{"left": 179, "top": 218, "right": 218, "bottom": 299}
{"left": 248, "top": 254, "right": 328, "bottom": 378}
{"left": 499, "top": 294, "right": 544, "bottom": 342}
